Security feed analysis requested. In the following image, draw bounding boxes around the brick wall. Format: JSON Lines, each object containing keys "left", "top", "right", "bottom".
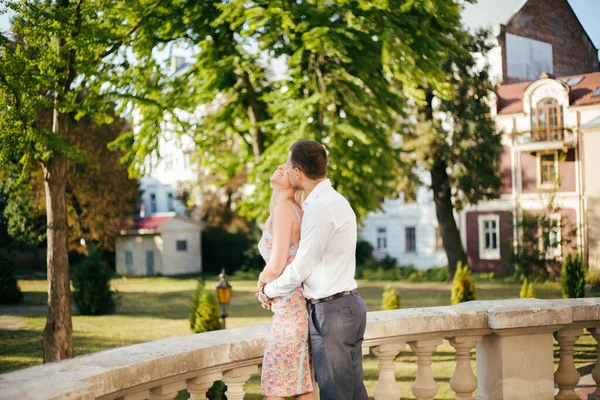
{"left": 499, "top": 0, "right": 599, "bottom": 84}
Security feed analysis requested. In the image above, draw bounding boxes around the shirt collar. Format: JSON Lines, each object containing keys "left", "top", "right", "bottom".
{"left": 303, "top": 179, "right": 331, "bottom": 205}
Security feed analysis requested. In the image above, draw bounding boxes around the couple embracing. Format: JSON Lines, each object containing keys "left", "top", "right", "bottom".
{"left": 256, "top": 140, "right": 368, "bottom": 400}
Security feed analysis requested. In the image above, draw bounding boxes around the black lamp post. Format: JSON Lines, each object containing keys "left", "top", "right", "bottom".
{"left": 216, "top": 269, "right": 232, "bottom": 329}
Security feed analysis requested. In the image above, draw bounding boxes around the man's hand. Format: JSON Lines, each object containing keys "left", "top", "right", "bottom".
{"left": 255, "top": 290, "right": 272, "bottom": 310}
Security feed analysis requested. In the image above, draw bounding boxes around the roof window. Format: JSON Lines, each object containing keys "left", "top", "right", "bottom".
{"left": 560, "top": 76, "right": 583, "bottom": 86}
{"left": 592, "top": 87, "right": 600, "bottom": 98}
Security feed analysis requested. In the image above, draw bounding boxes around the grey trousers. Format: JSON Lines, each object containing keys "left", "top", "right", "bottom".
{"left": 309, "top": 292, "right": 368, "bottom": 400}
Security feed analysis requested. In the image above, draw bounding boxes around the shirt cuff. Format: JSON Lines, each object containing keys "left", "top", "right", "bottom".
{"left": 264, "top": 282, "right": 276, "bottom": 298}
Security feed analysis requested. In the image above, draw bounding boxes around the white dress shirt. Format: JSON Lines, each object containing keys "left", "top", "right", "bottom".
{"left": 264, "top": 179, "right": 358, "bottom": 300}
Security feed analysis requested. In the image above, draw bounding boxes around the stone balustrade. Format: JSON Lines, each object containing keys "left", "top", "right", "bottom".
{"left": 2, "top": 298, "right": 600, "bottom": 400}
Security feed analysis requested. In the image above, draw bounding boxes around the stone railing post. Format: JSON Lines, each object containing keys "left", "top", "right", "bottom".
{"left": 447, "top": 336, "right": 481, "bottom": 400}
{"left": 588, "top": 328, "right": 600, "bottom": 400}
{"left": 187, "top": 373, "right": 223, "bottom": 400}
{"left": 121, "top": 391, "right": 150, "bottom": 400}
{"left": 149, "top": 382, "right": 186, "bottom": 400}
{"left": 372, "top": 343, "right": 405, "bottom": 400}
{"left": 554, "top": 328, "right": 583, "bottom": 400}
{"left": 222, "top": 365, "right": 259, "bottom": 400}
{"left": 408, "top": 338, "right": 442, "bottom": 400}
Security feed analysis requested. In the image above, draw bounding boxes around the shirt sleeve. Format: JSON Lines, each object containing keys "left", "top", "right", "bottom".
{"left": 264, "top": 202, "right": 334, "bottom": 298}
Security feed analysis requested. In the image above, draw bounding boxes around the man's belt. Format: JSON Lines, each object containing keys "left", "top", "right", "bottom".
{"left": 310, "top": 290, "right": 357, "bottom": 305}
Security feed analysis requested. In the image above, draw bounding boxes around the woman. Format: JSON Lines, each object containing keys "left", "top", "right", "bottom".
{"left": 257, "top": 164, "right": 314, "bottom": 400}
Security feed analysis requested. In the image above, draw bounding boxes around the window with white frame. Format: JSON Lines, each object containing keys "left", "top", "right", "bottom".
{"left": 167, "top": 193, "right": 174, "bottom": 212}
{"left": 478, "top": 215, "right": 500, "bottom": 260}
{"left": 176, "top": 240, "right": 188, "bottom": 252}
{"left": 150, "top": 193, "right": 157, "bottom": 214}
{"left": 377, "top": 227, "right": 387, "bottom": 251}
{"left": 537, "top": 151, "right": 559, "bottom": 187}
{"left": 405, "top": 227, "right": 416, "bottom": 253}
{"left": 539, "top": 214, "right": 561, "bottom": 258}
{"left": 125, "top": 251, "right": 133, "bottom": 269}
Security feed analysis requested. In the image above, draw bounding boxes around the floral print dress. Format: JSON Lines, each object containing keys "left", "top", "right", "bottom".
{"left": 258, "top": 205, "right": 314, "bottom": 397}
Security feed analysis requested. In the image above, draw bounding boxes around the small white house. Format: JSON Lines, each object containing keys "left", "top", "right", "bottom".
{"left": 116, "top": 214, "right": 206, "bottom": 276}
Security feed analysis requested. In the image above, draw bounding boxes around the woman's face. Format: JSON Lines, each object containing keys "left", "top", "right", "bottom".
{"left": 270, "top": 164, "right": 291, "bottom": 190}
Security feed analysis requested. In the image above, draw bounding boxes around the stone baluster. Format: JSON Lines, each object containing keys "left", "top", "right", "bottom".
{"left": 372, "top": 343, "right": 405, "bottom": 400}
{"left": 554, "top": 328, "right": 583, "bottom": 400}
{"left": 222, "top": 365, "right": 259, "bottom": 400}
{"left": 408, "top": 338, "right": 442, "bottom": 400}
{"left": 588, "top": 328, "right": 600, "bottom": 400}
{"left": 187, "top": 372, "right": 223, "bottom": 400}
{"left": 120, "top": 391, "right": 150, "bottom": 400}
{"left": 149, "top": 382, "right": 186, "bottom": 400}
{"left": 447, "top": 336, "right": 481, "bottom": 400}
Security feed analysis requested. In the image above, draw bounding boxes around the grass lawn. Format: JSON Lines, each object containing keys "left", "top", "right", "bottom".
{"left": 0, "top": 277, "right": 598, "bottom": 399}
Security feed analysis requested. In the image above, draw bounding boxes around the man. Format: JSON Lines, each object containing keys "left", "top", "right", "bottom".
{"left": 260, "top": 140, "right": 368, "bottom": 400}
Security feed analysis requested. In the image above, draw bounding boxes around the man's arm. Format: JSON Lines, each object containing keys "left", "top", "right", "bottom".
{"left": 263, "top": 203, "right": 334, "bottom": 298}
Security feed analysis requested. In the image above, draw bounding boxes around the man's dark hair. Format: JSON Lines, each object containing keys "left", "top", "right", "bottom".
{"left": 289, "top": 140, "right": 328, "bottom": 179}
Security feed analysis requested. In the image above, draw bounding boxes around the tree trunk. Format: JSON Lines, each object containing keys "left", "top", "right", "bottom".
{"left": 430, "top": 157, "right": 467, "bottom": 280}
{"left": 42, "top": 107, "right": 73, "bottom": 362}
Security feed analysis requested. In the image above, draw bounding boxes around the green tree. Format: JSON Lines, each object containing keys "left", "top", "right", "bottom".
{"left": 381, "top": 286, "right": 401, "bottom": 310}
{"left": 0, "top": 248, "right": 23, "bottom": 305}
{"left": 562, "top": 252, "right": 585, "bottom": 299}
{"left": 401, "top": 29, "right": 502, "bottom": 278}
{"left": 71, "top": 246, "right": 118, "bottom": 315}
{"left": 451, "top": 262, "right": 477, "bottom": 305}
{"left": 189, "top": 279, "right": 222, "bottom": 333}
{"left": 127, "top": 0, "right": 469, "bottom": 223}
{"left": 519, "top": 279, "right": 535, "bottom": 299}
{"left": 0, "top": 1, "right": 177, "bottom": 361}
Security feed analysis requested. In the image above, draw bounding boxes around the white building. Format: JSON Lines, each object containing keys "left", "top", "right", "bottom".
{"left": 116, "top": 214, "right": 206, "bottom": 276}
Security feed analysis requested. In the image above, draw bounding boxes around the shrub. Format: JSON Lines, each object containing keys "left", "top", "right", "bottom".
{"left": 71, "top": 246, "right": 118, "bottom": 315}
{"left": 233, "top": 268, "right": 260, "bottom": 280}
{"left": 520, "top": 279, "right": 536, "bottom": 298}
{"left": 423, "top": 266, "right": 449, "bottom": 282}
{"left": 450, "top": 262, "right": 477, "bottom": 305}
{"left": 407, "top": 271, "right": 424, "bottom": 282}
{"left": 0, "top": 248, "right": 23, "bottom": 305}
{"left": 189, "top": 278, "right": 221, "bottom": 333}
{"left": 380, "top": 255, "right": 397, "bottom": 270}
{"left": 376, "top": 266, "right": 385, "bottom": 280}
{"left": 381, "top": 286, "right": 401, "bottom": 310}
{"left": 356, "top": 240, "right": 375, "bottom": 267}
{"left": 361, "top": 269, "right": 372, "bottom": 280}
{"left": 587, "top": 269, "right": 600, "bottom": 290}
{"left": 562, "top": 252, "right": 585, "bottom": 299}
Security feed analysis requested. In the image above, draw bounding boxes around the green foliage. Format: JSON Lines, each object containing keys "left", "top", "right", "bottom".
{"left": 562, "top": 252, "right": 585, "bottom": 299}
{"left": 0, "top": 248, "right": 23, "bottom": 305}
{"left": 376, "top": 266, "right": 385, "bottom": 280}
{"left": 356, "top": 240, "right": 375, "bottom": 267}
{"left": 381, "top": 286, "right": 401, "bottom": 310}
{"left": 201, "top": 227, "right": 259, "bottom": 275}
{"left": 71, "top": 246, "right": 118, "bottom": 315}
{"left": 451, "top": 262, "right": 477, "bottom": 305}
{"left": 519, "top": 279, "right": 536, "bottom": 298}
{"left": 189, "top": 279, "right": 221, "bottom": 333}
{"left": 587, "top": 269, "right": 600, "bottom": 290}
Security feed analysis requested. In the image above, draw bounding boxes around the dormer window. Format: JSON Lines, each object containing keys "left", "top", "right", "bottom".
{"left": 533, "top": 98, "right": 562, "bottom": 141}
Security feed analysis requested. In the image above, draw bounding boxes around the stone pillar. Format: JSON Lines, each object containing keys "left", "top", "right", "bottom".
{"left": 588, "top": 328, "right": 600, "bottom": 400}
{"left": 187, "top": 373, "right": 223, "bottom": 400}
{"left": 222, "top": 365, "right": 259, "bottom": 400}
{"left": 554, "top": 328, "right": 583, "bottom": 400}
{"left": 372, "top": 343, "right": 405, "bottom": 400}
{"left": 448, "top": 336, "right": 481, "bottom": 400}
{"left": 149, "top": 382, "right": 186, "bottom": 400}
{"left": 475, "top": 329, "right": 556, "bottom": 400}
{"left": 408, "top": 338, "right": 442, "bottom": 400}
{"left": 121, "top": 392, "right": 150, "bottom": 400}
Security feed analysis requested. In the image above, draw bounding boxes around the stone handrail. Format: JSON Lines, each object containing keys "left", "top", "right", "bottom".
{"left": 1, "top": 298, "right": 600, "bottom": 400}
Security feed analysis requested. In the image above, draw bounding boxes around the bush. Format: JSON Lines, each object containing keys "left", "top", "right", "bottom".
{"left": 356, "top": 239, "right": 375, "bottom": 267}
{"left": 71, "top": 246, "right": 118, "bottom": 315}
{"left": 587, "top": 269, "right": 600, "bottom": 290}
{"left": 562, "top": 252, "right": 585, "bottom": 299}
{"left": 520, "top": 279, "right": 536, "bottom": 298}
{"left": 381, "top": 286, "right": 401, "bottom": 310}
{"left": 376, "top": 266, "right": 385, "bottom": 280}
{"left": 202, "top": 227, "right": 257, "bottom": 275}
{"left": 380, "top": 255, "right": 397, "bottom": 270}
{"left": 189, "top": 278, "right": 222, "bottom": 333}
{"left": 0, "top": 249, "right": 23, "bottom": 305}
{"left": 450, "top": 262, "right": 477, "bottom": 305}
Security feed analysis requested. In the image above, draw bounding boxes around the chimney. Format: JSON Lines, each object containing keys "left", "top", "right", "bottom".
{"left": 171, "top": 56, "right": 186, "bottom": 73}
{"left": 140, "top": 204, "right": 146, "bottom": 218}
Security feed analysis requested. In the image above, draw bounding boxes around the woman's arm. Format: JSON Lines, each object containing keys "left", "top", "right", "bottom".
{"left": 258, "top": 203, "right": 295, "bottom": 284}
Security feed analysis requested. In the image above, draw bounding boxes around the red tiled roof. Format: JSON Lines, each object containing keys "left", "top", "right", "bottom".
{"left": 497, "top": 72, "right": 600, "bottom": 115}
{"left": 131, "top": 216, "right": 173, "bottom": 230}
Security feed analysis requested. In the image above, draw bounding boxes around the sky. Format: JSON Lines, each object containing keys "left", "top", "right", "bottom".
{"left": 1, "top": 0, "right": 599, "bottom": 57}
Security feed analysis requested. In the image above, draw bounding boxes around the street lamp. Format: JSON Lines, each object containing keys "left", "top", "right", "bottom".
{"left": 216, "top": 269, "right": 232, "bottom": 329}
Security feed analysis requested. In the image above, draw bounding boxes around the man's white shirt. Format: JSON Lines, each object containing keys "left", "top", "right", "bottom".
{"left": 264, "top": 179, "right": 358, "bottom": 300}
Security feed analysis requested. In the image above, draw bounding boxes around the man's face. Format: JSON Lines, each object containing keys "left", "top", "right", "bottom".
{"left": 284, "top": 151, "right": 301, "bottom": 189}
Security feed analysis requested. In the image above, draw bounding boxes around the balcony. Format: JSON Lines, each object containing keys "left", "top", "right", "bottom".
{"left": 1, "top": 298, "right": 599, "bottom": 400}
{"left": 513, "top": 128, "right": 577, "bottom": 152}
